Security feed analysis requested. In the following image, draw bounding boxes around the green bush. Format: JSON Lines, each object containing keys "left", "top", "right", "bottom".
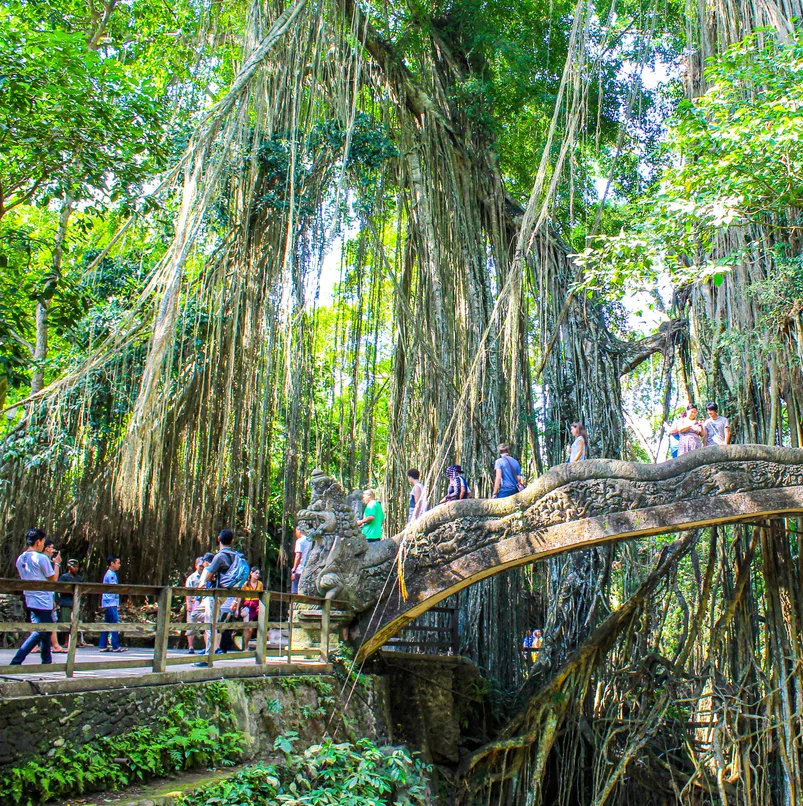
{"left": 0, "top": 717, "right": 243, "bottom": 805}
{"left": 177, "top": 734, "right": 432, "bottom": 806}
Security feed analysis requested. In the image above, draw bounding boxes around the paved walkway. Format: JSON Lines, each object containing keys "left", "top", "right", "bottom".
{"left": 0, "top": 645, "right": 321, "bottom": 683}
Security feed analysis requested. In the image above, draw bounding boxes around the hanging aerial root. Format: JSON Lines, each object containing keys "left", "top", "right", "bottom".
{"left": 455, "top": 530, "right": 700, "bottom": 803}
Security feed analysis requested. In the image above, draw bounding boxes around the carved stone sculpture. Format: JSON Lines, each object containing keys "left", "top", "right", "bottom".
{"left": 297, "top": 470, "right": 397, "bottom": 611}
{"left": 351, "top": 445, "right": 803, "bottom": 660}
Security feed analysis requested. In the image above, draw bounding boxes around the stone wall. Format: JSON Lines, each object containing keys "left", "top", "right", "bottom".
{"left": 0, "top": 672, "right": 389, "bottom": 771}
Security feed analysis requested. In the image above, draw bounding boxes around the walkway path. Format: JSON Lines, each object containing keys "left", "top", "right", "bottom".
{"left": 0, "top": 645, "right": 326, "bottom": 683}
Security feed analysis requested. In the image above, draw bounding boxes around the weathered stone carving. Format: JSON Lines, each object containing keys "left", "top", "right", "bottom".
{"left": 398, "top": 450, "right": 803, "bottom": 578}
{"left": 297, "top": 470, "right": 397, "bottom": 611}
{"left": 352, "top": 445, "right": 803, "bottom": 660}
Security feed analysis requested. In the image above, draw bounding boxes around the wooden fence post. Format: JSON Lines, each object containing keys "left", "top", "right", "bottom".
{"left": 152, "top": 586, "right": 173, "bottom": 673}
{"left": 255, "top": 589, "right": 270, "bottom": 664}
{"left": 286, "top": 596, "right": 293, "bottom": 664}
{"left": 207, "top": 595, "right": 221, "bottom": 668}
{"left": 65, "top": 585, "right": 81, "bottom": 678}
{"left": 320, "top": 599, "right": 331, "bottom": 662}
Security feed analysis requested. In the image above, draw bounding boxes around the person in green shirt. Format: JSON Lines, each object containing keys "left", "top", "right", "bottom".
{"left": 357, "top": 489, "right": 385, "bottom": 541}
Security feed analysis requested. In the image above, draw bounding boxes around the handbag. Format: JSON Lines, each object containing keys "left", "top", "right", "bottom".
{"left": 503, "top": 456, "right": 525, "bottom": 492}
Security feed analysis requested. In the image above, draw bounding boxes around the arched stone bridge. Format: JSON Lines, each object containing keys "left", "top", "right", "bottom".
{"left": 352, "top": 445, "right": 803, "bottom": 661}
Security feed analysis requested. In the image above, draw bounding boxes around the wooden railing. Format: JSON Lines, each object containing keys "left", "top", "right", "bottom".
{"left": 382, "top": 605, "right": 459, "bottom": 655}
{"left": 0, "top": 579, "right": 346, "bottom": 678}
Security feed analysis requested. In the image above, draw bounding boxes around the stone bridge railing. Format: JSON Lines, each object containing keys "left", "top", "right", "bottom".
{"left": 353, "top": 445, "right": 803, "bottom": 660}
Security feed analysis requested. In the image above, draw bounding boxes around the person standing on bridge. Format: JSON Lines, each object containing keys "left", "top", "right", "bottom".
{"left": 291, "top": 526, "right": 312, "bottom": 593}
{"left": 357, "top": 490, "right": 384, "bottom": 540}
{"left": 184, "top": 557, "right": 205, "bottom": 655}
{"left": 99, "top": 556, "right": 126, "bottom": 653}
{"left": 493, "top": 444, "right": 524, "bottom": 498}
{"left": 568, "top": 423, "right": 589, "bottom": 463}
{"left": 10, "top": 529, "right": 61, "bottom": 666}
{"left": 704, "top": 402, "right": 730, "bottom": 446}
{"left": 665, "top": 404, "right": 706, "bottom": 455}
{"left": 441, "top": 465, "right": 471, "bottom": 503}
{"left": 194, "top": 530, "right": 249, "bottom": 665}
{"left": 57, "top": 559, "right": 86, "bottom": 651}
{"left": 407, "top": 469, "right": 428, "bottom": 523}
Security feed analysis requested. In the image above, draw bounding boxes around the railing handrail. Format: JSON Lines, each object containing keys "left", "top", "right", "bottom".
{"left": 0, "top": 578, "right": 349, "bottom": 608}
{"left": 0, "top": 579, "right": 340, "bottom": 679}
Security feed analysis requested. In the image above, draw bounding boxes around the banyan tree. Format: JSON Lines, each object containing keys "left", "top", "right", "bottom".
{"left": 1, "top": 0, "right": 802, "bottom": 800}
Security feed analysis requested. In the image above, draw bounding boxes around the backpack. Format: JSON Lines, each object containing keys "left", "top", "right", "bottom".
{"left": 218, "top": 549, "right": 250, "bottom": 589}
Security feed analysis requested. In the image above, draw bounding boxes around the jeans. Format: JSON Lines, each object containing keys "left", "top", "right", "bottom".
{"left": 11, "top": 608, "right": 55, "bottom": 665}
{"left": 99, "top": 606, "right": 121, "bottom": 650}
{"left": 497, "top": 487, "right": 519, "bottom": 499}
{"left": 219, "top": 609, "right": 239, "bottom": 652}
{"left": 203, "top": 600, "right": 238, "bottom": 651}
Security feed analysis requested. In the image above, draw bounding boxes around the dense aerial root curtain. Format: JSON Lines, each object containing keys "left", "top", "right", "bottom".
{"left": 0, "top": 0, "right": 382, "bottom": 576}
{"left": 456, "top": 519, "right": 803, "bottom": 805}
{"left": 453, "top": 0, "right": 803, "bottom": 800}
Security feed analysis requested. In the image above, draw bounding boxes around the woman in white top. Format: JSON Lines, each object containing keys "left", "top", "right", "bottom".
{"left": 569, "top": 422, "right": 589, "bottom": 462}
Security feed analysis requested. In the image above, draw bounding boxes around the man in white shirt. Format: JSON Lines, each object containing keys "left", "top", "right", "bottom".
{"left": 11, "top": 528, "right": 61, "bottom": 666}
{"left": 704, "top": 402, "right": 731, "bottom": 446}
{"left": 185, "top": 557, "right": 205, "bottom": 654}
{"left": 291, "top": 527, "right": 312, "bottom": 594}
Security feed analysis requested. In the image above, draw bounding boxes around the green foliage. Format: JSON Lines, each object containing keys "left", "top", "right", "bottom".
{"left": 0, "top": 681, "right": 242, "bottom": 806}
{"left": 0, "top": 2, "right": 167, "bottom": 212}
{"left": 574, "top": 30, "right": 803, "bottom": 296}
{"left": 0, "top": 717, "right": 243, "bottom": 806}
{"left": 176, "top": 736, "right": 432, "bottom": 806}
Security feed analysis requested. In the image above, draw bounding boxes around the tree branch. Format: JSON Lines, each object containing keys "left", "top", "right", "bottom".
{"left": 617, "top": 318, "right": 686, "bottom": 377}
{"left": 4, "top": 327, "right": 34, "bottom": 356}
{"left": 87, "top": 0, "right": 118, "bottom": 50}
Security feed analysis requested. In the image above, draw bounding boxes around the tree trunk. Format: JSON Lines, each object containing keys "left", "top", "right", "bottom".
{"left": 32, "top": 195, "right": 72, "bottom": 395}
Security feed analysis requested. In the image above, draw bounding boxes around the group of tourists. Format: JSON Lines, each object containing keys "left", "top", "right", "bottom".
{"left": 9, "top": 407, "right": 730, "bottom": 666}
{"left": 396, "top": 437, "right": 589, "bottom": 532}
{"left": 10, "top": 526, "right": 259, "bottom": 668}
{"left": 183, "top": 529, "right": 257, "bottom": 667}
{"left": 9, "top": 530, "right": 124, "bottom": 665}
{"left": 664, "top": 402, "right": 730, "bottom": 457}
{"left": 522, "top": 628, "right": 543, "bottom": 664}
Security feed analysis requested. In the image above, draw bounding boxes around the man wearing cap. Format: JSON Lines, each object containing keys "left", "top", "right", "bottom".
{"left": 11, "top": 529, "right": 61, "bottom": 665}
{"left": 703, "top": 402, "right": 731, "bottom": 446}
{"left": 57, "top": 558, "right": 86, "bottom": 650}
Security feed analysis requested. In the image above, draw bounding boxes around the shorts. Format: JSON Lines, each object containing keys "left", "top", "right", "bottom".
{"left": 186, "top": 606, "right": 206, "bottom": 638}
{"left": 58, "top": 606, "right": 73, "bottom": 626}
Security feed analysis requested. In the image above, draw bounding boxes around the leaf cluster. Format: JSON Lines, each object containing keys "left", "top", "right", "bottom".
{"left": 0, "top": 2, "right": 168, "bottom": 213}
{"left": 176, "top": 735, "right": 432, "bottom": 806}
{"left": 0, "top": 716, "right": 243, "bottom": 805}
{"left": 574, "top": 30, "right": 803, "bottom": 298}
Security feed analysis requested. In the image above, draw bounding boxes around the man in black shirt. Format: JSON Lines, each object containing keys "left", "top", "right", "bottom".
{"left": 58, "top": 559, "right": 88, "bottom": 649}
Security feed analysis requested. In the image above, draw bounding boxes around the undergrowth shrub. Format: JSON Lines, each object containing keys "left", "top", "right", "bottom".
{"left": 0, "top": 716, "right": 243, "bottom": 805}
{"left": 176, "top": 733, "right": 432, "bottom": 806}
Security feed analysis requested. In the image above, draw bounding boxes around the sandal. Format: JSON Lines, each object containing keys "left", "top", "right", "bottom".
{"left": 111, "top": 648, "right": 128, "bottom": 652}
{"left": 99, "top": 647, "right": 112, "bottom": 652}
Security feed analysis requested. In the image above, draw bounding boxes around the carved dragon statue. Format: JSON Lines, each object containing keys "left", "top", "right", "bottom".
{"left": 296, "top": 469, "right": 397, "bottom": 611}
{"left": 295, "top": 447, "right": 803, "bottom": 654}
